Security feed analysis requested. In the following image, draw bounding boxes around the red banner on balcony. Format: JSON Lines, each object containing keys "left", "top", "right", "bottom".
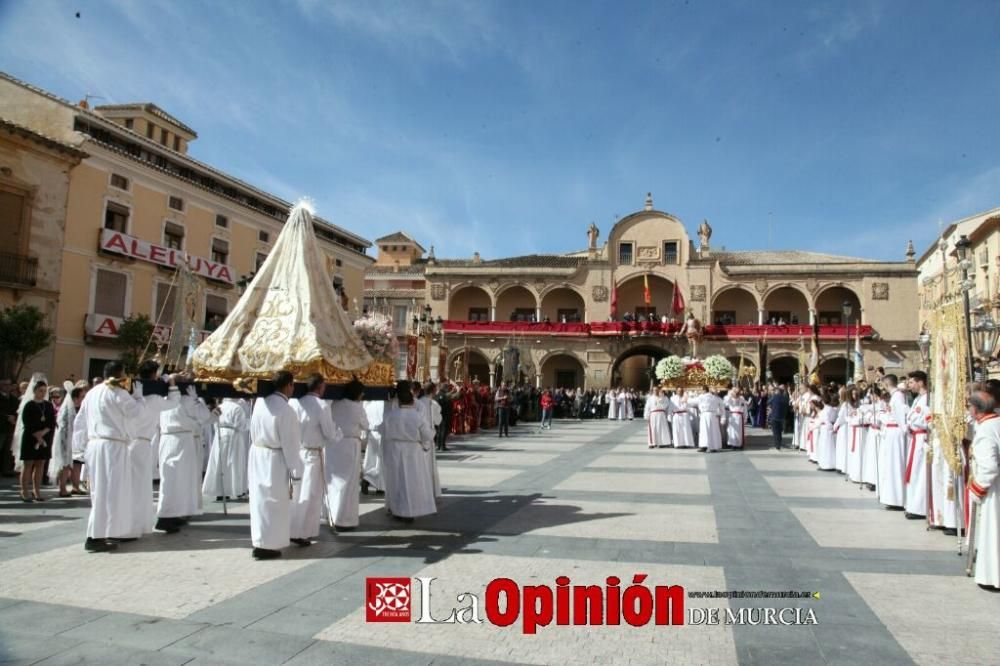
{"left": 406, "top": 335, "right": 418, "bottom": 379}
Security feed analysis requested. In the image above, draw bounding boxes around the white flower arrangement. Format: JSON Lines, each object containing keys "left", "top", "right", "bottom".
{"left": 703, "top": 355, "right": 736, "bottom": 381}
{"left": 655, "top": 356, "right": 684, "bottom": 381}
{"left": 353, "top": 314, "right": 398, "bottom": 362}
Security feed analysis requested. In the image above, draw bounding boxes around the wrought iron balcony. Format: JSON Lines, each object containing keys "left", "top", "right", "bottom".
{"left": 0, "top": 252, "right": 38, "bottom": 288}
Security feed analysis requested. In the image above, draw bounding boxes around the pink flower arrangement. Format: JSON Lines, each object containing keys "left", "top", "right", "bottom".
{"left": 353, "top": 314, "right": 398, "bottom": 362}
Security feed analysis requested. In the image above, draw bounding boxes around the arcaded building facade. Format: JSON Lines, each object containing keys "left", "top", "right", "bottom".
{"left": 369, "top": 194, "right": 922, "bottom": 389}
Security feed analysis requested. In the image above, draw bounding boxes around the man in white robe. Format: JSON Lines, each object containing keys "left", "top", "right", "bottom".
{"left": 607, "top": 389, "right": 619, "bottom": 420}
{"left": 671, "top": 389, "right": 695, "bottom": 448}
{"left": 643, "top": 391, "right": 657, "bottom": 448}
{"left": 381, "top": 381, "right": 436, "bottom": 522}
{"left": 904, "top": 374, "right": 931, "bottom": 520}
{"left": 725, "top": 389, "right": 748, "bottom": 449}
{"left": 73, "top": 361, "right": 144, "bottom": 552}
{"left": 968, "top": 388, "right": 1000, "bottom": 589}
{"left": 419, "top": 382, "right": 443, "bottom": 498}
{"left": 203, "top": 398, "right": 251, "bottom": 500}
{"left": 157, "top": 386, "right": 211, "bottom": 531}
{"left": 249, "top": 372, "right": 303, "bottom": 559}
{"left": 327, "top": 380, "right": 368, "bottom": 529}
{"left": 878, "top": 378, "right": 908, "bottom": 509}
{"left": 125, "top": 363, "right": 180, "bottom": 538}
{"left": 290, "top": 374, "right": 342, "bottom": 542}
{"left": 647, "top": 389, "right": 672, "bottom": 448}
{"left": 362, "top": 400, "right": 385, "bottom": 494}
{"left": 696, "top": 388, "right": 723, "bottom": 452}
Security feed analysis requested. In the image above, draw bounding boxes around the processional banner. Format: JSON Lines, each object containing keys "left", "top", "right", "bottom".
{"left": 930, "top": 301, "right": 968, "bottom": 476}
{"left": 406, "top": 336, "right": 418, "bottom": 380}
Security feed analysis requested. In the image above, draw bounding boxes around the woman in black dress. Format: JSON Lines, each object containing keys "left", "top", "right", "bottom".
{"left": 19, "top": 381, "right": 55, "bottom": 502}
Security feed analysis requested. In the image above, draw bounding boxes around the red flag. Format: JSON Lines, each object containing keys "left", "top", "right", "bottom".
{"left": 671, "top": 283, "right": 685, "bottom": 315}
{"left": 643, "top": 274, "right": 651, "bottom": 307}
{"left": 610, "top": 285, "right": 618, "bottom": 318}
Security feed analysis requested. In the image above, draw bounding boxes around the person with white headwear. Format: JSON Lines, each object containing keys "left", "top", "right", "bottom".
{"left": 11, "top": 372, "right": 46, "bottom": 477}
{"left": 361, "top": 399, "right": 386, "bottom": 494}
{"left": 18, "top": 377, "right": 55, "bottom": 502}
{"left": 380, "top": 381, "right": 436, "bottom": 522}
{"left": 52, "top": 383, "right": 87, "bottom": 496}
{"left": 72, "top": 361, "right": 145, "bottom": 552}
{"left": 203, "top": 397, "right": 250, "bottom": 500}
{"left": 289, "top": 373, "right": 343, "bottom": 542}
{"left": 248, "top": 371, "right": 303, "bottom": 560}
{"left": 156, "top": 383, "right": 211, "bottom": 533}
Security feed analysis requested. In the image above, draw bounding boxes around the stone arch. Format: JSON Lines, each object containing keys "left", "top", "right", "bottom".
{"left": 762, "top": 285, "right": 812, "bottom": 325}
{"left": 613, "top": 273, "right": 675, "bottom": 319}
{"left": 540, "top": 286, "right": 586, "bottom": 323}
{"left": 711, "top": 285, "right": 762, "bottom": 325}
{"left": 540, "top": 352, "right": 586, "bottom": 389}
{"left": 448, "top": 284, "right": 493, "bottom": 321}
{"left": 611, "top": 343, "right": 670, "bottom": 390}
{"left": 767, "top": 353, "right": 800, "bottom": 384}
{"left": 814, "top": 284, "right": 863, "bottom": 325}
{"left": 817, "top": 352, "right": 855, "bottom": 385}
{"left": 495, "top": 284, "right": 539, "bottom": 321}
{"left": 447, "top": 347, "right": 492, "bottom": 384}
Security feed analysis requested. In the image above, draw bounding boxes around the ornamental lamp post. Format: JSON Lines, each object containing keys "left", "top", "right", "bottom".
{"left": 954, "top": 235, "right": 976, "bottom": 381}
{"left": 842, "top": 300, "right": 853, "bottom": 386}
{"left": 917, "top": 331, "right": 931, "bottom": 368}
{"left": 971, "top": 312, "right": 1000, "bottom": 380}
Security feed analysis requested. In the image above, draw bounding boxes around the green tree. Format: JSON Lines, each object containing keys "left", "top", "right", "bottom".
{"left": 0, "top": 303, "right": 54, "bottom": 380}
{"left": 115, "top": 314, "right": 155, "bottom": 375}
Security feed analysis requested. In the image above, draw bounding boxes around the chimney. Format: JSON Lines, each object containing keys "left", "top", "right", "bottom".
{"left": 905, "top": 240, "right": 915, "bottom": 263}
{"left": 472, "top": 251, "right": 481, "bottom": 264}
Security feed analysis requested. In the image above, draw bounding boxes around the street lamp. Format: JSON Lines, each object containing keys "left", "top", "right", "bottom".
{"left": 971, "top": 312, "right": 1000, "bottom": 378}
{"left": 955, "top": 235, "right": 976, "bottom": 380}
{"left": 917, "top": 331, "right": 931, "bottom": 367}
{"left": 842, "top": 300, "right": 853, "bottom": 385}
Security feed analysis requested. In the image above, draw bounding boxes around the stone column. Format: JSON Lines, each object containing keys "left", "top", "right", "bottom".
{"left": 809, "top": 309, "right": 816, "bottom": 326}
{"left": 535, "top": 373, "right": 542, "bottom": 389}
{"left": 489, "top": 370, "right": 495, "bottom": 389}
{"left": 536, "top": 306, "right": 542, "bottom": 322}
{"left": 758, "top": 308, "right": 765, "bottom": 325}
{"left": 490, "top": 306, "right": 496, "bottom": 322}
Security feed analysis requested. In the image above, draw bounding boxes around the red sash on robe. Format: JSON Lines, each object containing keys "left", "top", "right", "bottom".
{"left": 904, "top": 429, "right": 927, "bottom": 484}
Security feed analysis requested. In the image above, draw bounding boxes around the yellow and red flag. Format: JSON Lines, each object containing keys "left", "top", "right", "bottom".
{"left": 643, "top": 274, "right": 651, "bottom": 307}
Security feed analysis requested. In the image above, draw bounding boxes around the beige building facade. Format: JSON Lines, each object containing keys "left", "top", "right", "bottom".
{"left": 370, "top": 194, "right": 922, "bottom": 389}
{"left": 0, "top": 117, "right": 87, "bottom": 378}
{"left": 0, "top": 72, "right": 373, "bottom": 382}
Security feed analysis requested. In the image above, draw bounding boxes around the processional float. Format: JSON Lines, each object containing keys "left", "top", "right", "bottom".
{"left": 143, "top": 202, "right": 394, "bottom": 399}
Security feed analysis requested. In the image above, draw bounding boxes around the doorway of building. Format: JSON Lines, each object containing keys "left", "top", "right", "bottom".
{"left": 611, "top": 345, "right": 669, "bottom": 389}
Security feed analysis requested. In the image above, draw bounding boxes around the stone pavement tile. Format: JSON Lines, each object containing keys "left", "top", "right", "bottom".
{"left": 0, "top": 595, "right": 23, "bottom": 610}
{"left": 733, "top": 625, "right": 824, "bottom": 666}
{"left": 0, "top": 628, "right": 78, "bottom": 665}
{"left": 0, "top": 508, "right": 82, "bottom": 533}
{"left": 314, "top": 554, "right": 737, "bottom": 665}
{"left": 790, "top": 508, "right": 956, "bottom": 551}
{"left": 57, "top": 611, "right": 208, "bottom": 650}
{"left": 812, "top": 622, "right": 911, "bottom": 665}
{"left": 488, "top": 499, "right": 718, "bottom": 544}
{"left": 286, "top": 640, "right": 517, "bottom": 666}
{"left": 245, "top": 606, "right": 342, "bottom": 638}
{"left": 0, "top": 600, "right": 107, "bottom": 636}
{"left": 443, "top": 451, "right": 559, "bottom": 466}
{"left": 0, "top": 535, "right": 350, "bottom": 620}
{"left": 748, "top": 457, "right": 823, "bottom": 472}
{"left": 35, "top": 640, "right": 194, "bottom": 665}
{"left": 764, "top": 475, "right": 872, "bottom": 499}
{"left": 844, "top": 572, "right": 1000, "bottom": 666}
{"left": 554, "top": 471, "right": 710, "bottom": 495}
{"left": 439, "top": 467, "right": 522, "bottom": 488}
{"left": 162, "top": 624, "right": 312, "bottom": 664}
{"left": 587, "top": 453, "right": 707, "bottom": 470}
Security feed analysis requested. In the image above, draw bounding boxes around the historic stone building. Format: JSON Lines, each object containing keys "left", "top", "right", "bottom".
{"left": 368, "top": 194, "right": 922, "bottom": 389}
{"left": 0, "top": 72, "right": 373, "bottom": 382}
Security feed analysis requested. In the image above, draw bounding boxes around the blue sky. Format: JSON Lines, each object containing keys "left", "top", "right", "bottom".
{"left": 1, "top": 0, "right": 997, "bottom": 261}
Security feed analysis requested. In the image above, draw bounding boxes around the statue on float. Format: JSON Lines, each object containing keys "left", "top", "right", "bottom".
{"left": 676, "top": 311, "right": 703, "bottom": 357}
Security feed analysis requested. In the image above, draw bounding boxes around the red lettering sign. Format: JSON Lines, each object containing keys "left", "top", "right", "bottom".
{"left": 99, "top": 229, "right": 234, "bottom": 283}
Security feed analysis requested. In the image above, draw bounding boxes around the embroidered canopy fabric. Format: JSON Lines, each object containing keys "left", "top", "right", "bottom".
{"left": 192, "top": 203, "right": 374, "bottom": 381}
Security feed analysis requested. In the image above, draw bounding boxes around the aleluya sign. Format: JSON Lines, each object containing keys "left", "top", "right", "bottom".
{"left": 85, "top": 314, "right": 211, "bottom": 345}
{"left": 99, "top": 229, "right": 235, "bottom": 284}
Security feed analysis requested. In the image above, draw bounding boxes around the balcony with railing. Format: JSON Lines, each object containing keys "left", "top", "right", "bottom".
{"left": 0, "top": 252, "right": 38, "bottom": 288}
{"left": 441, "top": 319, "right": 874, "bottom": 340}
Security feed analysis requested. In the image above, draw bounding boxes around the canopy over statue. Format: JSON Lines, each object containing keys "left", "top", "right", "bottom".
{"left": 192, "top": 203, "right": 389, "bottom": 385}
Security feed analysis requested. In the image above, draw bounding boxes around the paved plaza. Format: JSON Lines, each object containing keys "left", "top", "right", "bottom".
{"left": 1, "top": 420, "right": 998, "bottom": 665}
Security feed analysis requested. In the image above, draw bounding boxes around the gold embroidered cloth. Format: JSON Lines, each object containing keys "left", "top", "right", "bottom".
{"left": 192, "top": 204, "right": 376, "bottom": 382}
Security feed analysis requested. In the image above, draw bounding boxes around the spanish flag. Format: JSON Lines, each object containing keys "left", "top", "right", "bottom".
{"left": 643, "top": 274, "right": 651, "bottom": 307}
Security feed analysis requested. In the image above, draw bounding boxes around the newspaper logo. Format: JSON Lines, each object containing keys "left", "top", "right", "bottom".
{"left": 366, "top": 577, "right": 412, "bottom": 622}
